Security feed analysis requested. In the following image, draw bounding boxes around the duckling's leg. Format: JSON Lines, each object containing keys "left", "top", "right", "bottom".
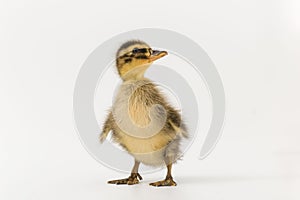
{"left": 149, "top": 159, "right": 177, "bottom": 187}
{"left": 108, "top": 160, "right": 142, "bottom": 185}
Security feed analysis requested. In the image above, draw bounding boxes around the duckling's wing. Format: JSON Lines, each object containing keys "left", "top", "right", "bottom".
{"left": 99, "top": 111, "right": 113, "bottom": 143}
{"left": 166, "top": 106, "right": 188, "bottom": 138}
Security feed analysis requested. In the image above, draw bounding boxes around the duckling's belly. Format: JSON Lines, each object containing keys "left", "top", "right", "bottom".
{"left": 113, "top": 129, "right": 172, "bottom": 166}
{"left": 133, "top": 149, "right": 165, "bottom": 166}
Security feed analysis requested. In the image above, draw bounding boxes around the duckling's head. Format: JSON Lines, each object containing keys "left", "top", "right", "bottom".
{"left": 116, "top": 40, "right": 168, "bottom": 80}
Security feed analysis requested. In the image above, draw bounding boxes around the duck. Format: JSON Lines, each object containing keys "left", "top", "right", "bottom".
{"left": 99, "top": 40, "right": 188, "bottom": 187}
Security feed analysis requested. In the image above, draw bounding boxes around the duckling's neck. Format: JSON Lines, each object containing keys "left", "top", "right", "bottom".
{"left": 121, "top": 65, "right": 150, "bottom": 81}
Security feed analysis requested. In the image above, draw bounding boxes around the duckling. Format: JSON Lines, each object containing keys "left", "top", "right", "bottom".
{"left": 99, "top": 40, "right": 188, "bottom": 187}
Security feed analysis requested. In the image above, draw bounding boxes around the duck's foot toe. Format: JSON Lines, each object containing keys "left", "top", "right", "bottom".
{"left": 107, "top": 173, "right": 142, "bottom": 185}
{"left": 149, "top": 178, "right": 177, "bottom": 187}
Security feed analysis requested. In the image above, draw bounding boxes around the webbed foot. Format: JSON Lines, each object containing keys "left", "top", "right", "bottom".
{"left": 149, "top": 177, "right": 177, "bottom": 187}
{"left": 108, "top": 173, "right": 142, "bottom": 185}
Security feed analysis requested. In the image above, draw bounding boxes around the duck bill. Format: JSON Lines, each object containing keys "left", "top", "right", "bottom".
{"left": 149, "top": 50, "right": 168, "bottom": 62}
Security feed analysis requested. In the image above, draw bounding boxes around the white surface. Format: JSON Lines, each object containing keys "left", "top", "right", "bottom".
{"left": 1, "top": 0, "right": 300, "bottom": 199}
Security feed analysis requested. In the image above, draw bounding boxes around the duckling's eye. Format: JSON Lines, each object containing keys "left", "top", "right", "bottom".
{"left": 132, "top": 48, "right": 139, "bottom": 54}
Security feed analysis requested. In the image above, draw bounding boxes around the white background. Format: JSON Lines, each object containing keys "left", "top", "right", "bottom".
{"left": 1, "top": 0, "right": 300, "bottom": 200}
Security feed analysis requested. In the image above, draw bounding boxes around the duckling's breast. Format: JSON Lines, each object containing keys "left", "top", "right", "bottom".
{"left": 112, "top": 80, "right": 168, "bottom": 138}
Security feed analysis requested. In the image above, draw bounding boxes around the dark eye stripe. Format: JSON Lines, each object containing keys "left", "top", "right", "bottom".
{"left": 139, "top": 48, "right": 148, "bottom": 53}
{"left": 132, "top": 48, "right": 152, "bottom": 54}
{"left": 118, "top": 48, "right": 152, "bottom": 59}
